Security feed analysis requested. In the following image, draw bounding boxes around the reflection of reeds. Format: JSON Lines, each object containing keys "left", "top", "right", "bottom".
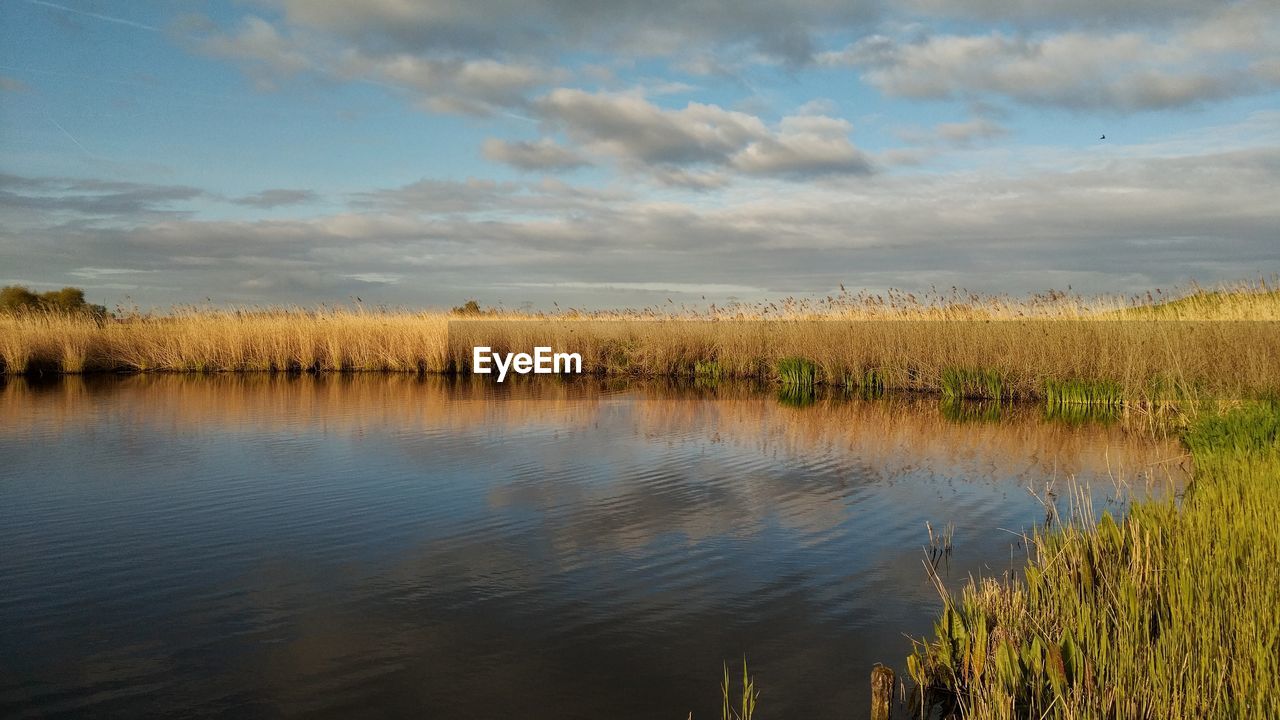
{"left": 940, "top": 399, "right": 1004, "bottom": 424}
{"left": 776, "top": 384, "right": 817, "bottom": 407}
{"left": 0, "top": 376, "right": 1190, "bottom": 491}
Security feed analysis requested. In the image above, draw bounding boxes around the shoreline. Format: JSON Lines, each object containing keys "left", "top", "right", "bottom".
{"left": 4, "top": 313, "right": 1279, "bottom": 405}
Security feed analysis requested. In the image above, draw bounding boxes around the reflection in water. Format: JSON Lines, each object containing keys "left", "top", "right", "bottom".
{"left": 0, "top": 376, "right": 1187, "bottom": 719}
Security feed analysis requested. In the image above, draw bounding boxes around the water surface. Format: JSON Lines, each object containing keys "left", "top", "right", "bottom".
{"left": 0, "top": 376, "right": 1187, "bottom": 719}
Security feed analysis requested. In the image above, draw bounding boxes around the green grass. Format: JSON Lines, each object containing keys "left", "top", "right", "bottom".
{"left": 906, "top": 401, "right": 1280, "bottom": 718}
{"left": 941, "top": 368, "right": 1005, "bottom": 401}
{"left": 776, "top": 357, "right": 817, "bottom": 388}
{"left": 1044, "top": 378, "right": 1125, "bottom": 408}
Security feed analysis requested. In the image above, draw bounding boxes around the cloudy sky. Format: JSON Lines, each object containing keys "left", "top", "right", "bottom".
{"left": 1, "top": 0, "right": 1277, "bottom": 309}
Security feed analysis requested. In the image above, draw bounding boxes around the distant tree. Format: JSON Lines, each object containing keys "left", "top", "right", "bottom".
{"left": 451, "top": 299, "right": 483, "bottom": 316}
{"left": 0, "top": 285, "right": 108, "bottom": 318}
{"left": 0, "top": 285, "right": 40, "bottom": 311}
{"left": 42, "top": 287, "right": 87, "bottom": 312}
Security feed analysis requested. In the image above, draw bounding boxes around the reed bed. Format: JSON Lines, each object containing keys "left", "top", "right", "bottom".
{"left": 906, "top": 401, "right": 1280, "bottom": 718}
{"left": 2, "top": 283, "right": 1278, "bottom": 404}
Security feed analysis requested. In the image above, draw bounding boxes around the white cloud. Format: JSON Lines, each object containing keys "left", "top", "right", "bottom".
{"left": 196, "top": 16, "right": 558, "bottom": 114}
{"left": 821, "top": 3, "right": 1280, "bottom": 111}
{"left": 200, "top": 16, "right": 312, "bottom": 91}
{"left": 532, "top": 89, "right": 872, "bottom": 181}
{"left": 482, "top": 138, "right": 588, "bottom": 171}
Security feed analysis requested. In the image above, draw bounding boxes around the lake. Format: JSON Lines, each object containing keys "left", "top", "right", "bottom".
{"left": 0, "top": 376, "right": 1188, "bottom": 719}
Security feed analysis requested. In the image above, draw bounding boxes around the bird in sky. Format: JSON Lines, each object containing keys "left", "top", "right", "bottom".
{"left": 1100, "top": 134, "right": 1106, "bottom": 140}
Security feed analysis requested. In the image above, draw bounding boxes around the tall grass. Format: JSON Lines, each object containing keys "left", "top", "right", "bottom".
{"left": 906, "top": 401, "right": 1280, "bottom": 718}
{"left": 2, "top": 284, "right": 1277, "bottom": 404}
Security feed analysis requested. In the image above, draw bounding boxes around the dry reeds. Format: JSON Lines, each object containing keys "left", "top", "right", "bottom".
{"left": 2, "top": 282, "right": 1277, "bottom": 404}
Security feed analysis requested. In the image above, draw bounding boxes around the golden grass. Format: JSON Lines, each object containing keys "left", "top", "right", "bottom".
{"left": 2, "top": 282, "right": 1277, "bottom": 403}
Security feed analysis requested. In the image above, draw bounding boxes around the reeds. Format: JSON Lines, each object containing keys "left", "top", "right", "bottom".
{"left": 721, "top": 660, "right": 758, "bottom": 720}
{"left": 2, "top": 283, "right": 1278, "bottom": 405}
{"left": 906, "top": 400, "right": 1280, "bottom": 718}
{"left": 775, "top": 357, "right": 818, "bottom": 388}
{"left": 941, "top": 368, "right": 1005, "bottom": 401}
{"left": 1044, "top": 378, "right": 1125, "bottom": 408}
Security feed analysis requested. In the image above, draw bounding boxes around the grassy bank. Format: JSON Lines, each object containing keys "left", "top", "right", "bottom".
{"left": 906, "top": 401, "right": 1280, "bottom": 718}
{"left": 2, "top": 285, "right": 1278, "bottom": 404}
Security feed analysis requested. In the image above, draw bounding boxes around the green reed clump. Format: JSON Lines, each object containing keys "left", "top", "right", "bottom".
{"left": 1044, "top": 378, "right": 1124, "bottom": 408}
{"left": 907, "top": 401, "right": 1280, "bottom": 718}
{"left": 776, "top": 357, "right": 817, "bottom": 388}
{"left": 940, "top": 368, "right": 1005, "bottom": 401}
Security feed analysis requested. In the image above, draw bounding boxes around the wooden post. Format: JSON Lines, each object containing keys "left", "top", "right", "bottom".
{"left": 870, "top": 663, "right": 894, "bottom": 720}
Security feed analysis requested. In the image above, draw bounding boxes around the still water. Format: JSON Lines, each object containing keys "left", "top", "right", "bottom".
{"left": 0, "top": 376, "right": 1187, "bottom": 719}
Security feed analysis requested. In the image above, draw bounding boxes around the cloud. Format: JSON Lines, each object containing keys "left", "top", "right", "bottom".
{"left": 532, "top": 89, "right": 872, "bottom": 181}
{"left": 0, "top": 174, "right": 203, "bottom": 216}
{"left": 895, "top": 117, "right": 1008, "bottom": 151}
{"left": 199, "top": 16, "right": 312, "bottom": 91}
{"left": 482, "top": 138, "right": 588, "bottom": 171}
{"left": 731, "top": 115, "right": 874, "bottom": 177}
{"left": 351, "top": 178, "right": 517, "bottom": 214}
{"left": 345, "top": 272, "right": 402, "bottom": 284}
{"left": 820, "top": 3, "right": 1280, "bottom": 111}
{"left": 5, "top": 124, "right": 1278, "bottom": 307}
{"left": 67, "top": 267, "right": 158, "bottom": 279}
{"left": 901, "top": 0, "right": 1211, "bottom": 27}
{"left": 231, "top": 189, "right": 319, "bottom": 208}
{"left": 195, "top": 16, "right": 557, "bottom": 113}
{"left": 934, "top": 118, "right": 1008, "bottom": 145}
{"left": 338, "top": 51, "right": 560, "bottom": 115}
{"left": 262, "top": 0, "right": 881, "bottom": 65}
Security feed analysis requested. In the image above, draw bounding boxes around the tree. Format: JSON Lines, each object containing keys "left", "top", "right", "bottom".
{"left": 0, "top": 285, "right": 39, "bottom": 311}
{"left": 0, "top": 285, "right": 108, "bottom": 318}
{"left": 43, "top": 287, "right": 87, "bottom": 312}
{"left": 451, "top": 299, "right": 483, "bottom": 316}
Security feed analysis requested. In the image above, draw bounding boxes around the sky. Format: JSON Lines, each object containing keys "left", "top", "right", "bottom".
{"left": 1, "top": 0, "right": 1278, "bottom": 310}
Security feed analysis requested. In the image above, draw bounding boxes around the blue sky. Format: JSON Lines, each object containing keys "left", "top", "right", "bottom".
{"left": 1, "top": 0, "right": 1278, "bottom": 309}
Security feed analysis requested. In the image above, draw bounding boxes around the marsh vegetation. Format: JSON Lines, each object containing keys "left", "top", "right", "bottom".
{"left": 907, "top": 401, "right": 1280, "bottom": 718}
{"left": 3, "top": 282, "right": 1277, "bottom": 409}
